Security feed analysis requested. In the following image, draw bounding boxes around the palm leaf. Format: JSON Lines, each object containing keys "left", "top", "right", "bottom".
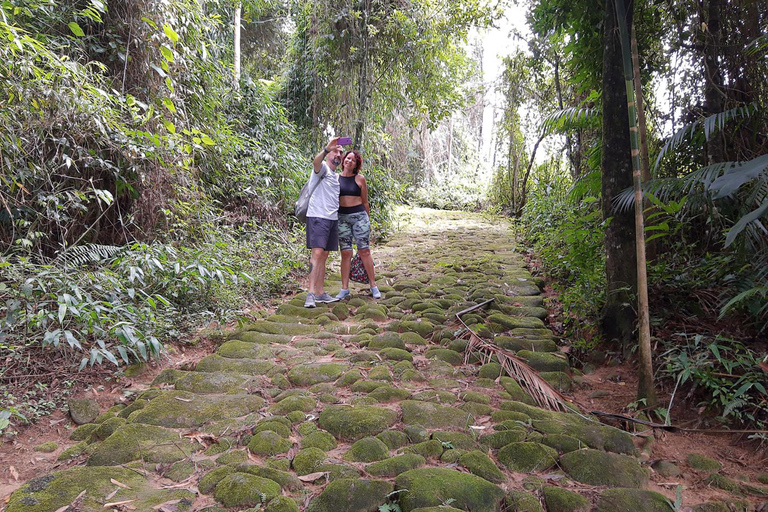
{"left": 654, "top": 104, "right": 759, "bottom": 170}
{"left": 456, "top": 299, "right": 571, "bottom": 413}
{"left": 724, "top": 199, "right": 768, "bottom": 248}
{"left": 56, "top": 243, "right": 124, "bottom": 266}
{"left": 709, "top": 153, "right": 768, "bottom": 199}
{"left": 539, "top": 106, "right": 600, "bottom": 137}
{"left": 568, "top": 170, "right": 601, "bottom": 202}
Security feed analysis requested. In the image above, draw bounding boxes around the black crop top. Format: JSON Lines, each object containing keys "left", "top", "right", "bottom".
{"left": 339, "top": 175, "right": 362, "bottom": 197}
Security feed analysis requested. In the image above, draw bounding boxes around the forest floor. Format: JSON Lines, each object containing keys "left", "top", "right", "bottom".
{"left": 1, "top": 207, "right": 766, "bottom": 512}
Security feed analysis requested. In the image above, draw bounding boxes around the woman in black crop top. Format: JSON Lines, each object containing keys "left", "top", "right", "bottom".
{"left": 335, "top": 149, "right": 380, "bottom": 299}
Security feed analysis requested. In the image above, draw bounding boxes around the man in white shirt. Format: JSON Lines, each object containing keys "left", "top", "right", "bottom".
{"left": 305, "top": 138, "right": 344, "bottom": 308}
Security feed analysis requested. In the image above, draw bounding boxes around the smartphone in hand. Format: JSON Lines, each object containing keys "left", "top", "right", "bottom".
{"left": 337, "top": 137, "right": 353, "bottom": 146}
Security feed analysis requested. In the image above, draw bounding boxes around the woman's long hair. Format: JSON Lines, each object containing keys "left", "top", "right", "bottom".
{"left": 343, "top": 150, "right": 363, "bottom": 175}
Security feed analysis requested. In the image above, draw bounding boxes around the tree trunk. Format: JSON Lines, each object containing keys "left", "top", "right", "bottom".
{"left": 233, "top": 2, "right": 241, "bottom": 89}
{"left": 601, "top": 0, "right": 637, "bottom": 355}
{"left": 702, "top": 0, "right": 726, "bottom": 164}
{"left": 352, "top": 0, "right": 370, "bottom": 148}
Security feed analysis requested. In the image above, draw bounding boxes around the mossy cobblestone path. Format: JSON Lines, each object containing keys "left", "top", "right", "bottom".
{"left": 8, "top": 209, "right": 762, "bottom": 511}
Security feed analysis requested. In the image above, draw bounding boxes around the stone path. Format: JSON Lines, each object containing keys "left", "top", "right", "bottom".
{"left": 7, "top": 209, "right": 764, "bottom": 512}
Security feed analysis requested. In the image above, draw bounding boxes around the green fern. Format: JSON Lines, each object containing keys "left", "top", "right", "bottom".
{"left": 56, "top": 244, "right": 124, "bottom": 266}
{"left": 539, "top": 106, "right": 600, "bottom": 137}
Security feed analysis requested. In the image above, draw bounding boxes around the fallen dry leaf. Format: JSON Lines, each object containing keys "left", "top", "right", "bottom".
{"left": 152, "top": 499, "right": 182, "bottom": 511}
{"left": 104, "top": 499, "right": 136, "bottom": 508}
{"left": 297, "top": 472, "right": 328, "bottom": 482}
{"left": 174, "top": 397, "right": 192, "bottom": 402}
{"left": 110, "top": 478, "right": 131, "bottom": 489}
{"left": 9, "top": 466, "right": 19, "bottom": 481}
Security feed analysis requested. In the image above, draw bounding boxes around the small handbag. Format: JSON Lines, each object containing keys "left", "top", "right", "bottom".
{"left": 349, "top": 252, "right": 370, "bottom": 284}
{"left": 294, "top": 165, "right": 327, "bottom": 222}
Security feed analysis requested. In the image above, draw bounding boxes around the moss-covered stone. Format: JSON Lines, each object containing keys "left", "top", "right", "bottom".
{"left": 403, "top": 439, "right": 444, "bottom": 459}
{"left": 540, "top": 372, "right": 573, "bottom": 392}
{"left": 478, "top": 362, "right": 502, "bottom": 379}
{"left": 480, "top": 428, "right": 527, "bottom": 449}
{"left": 129, "top": 391, "right": 264, "bottom": 428}
{"left": 343, "top": 436, "right": 390, "bottom": 462}
{"left": 301, "top": 430, "right": 337, "bottom": 451}
{"left": 269, "top": 394, "right": 316, "bottom": 414}
{"left": 367, "top": 454, "right": 426, "bottom": 477}
{"left": 687, "top": 453, "right": 723, "bottom": 471}
{"left": 337, "top": 369, "right": 364, "bottom": 387}
{"left": 88, "top": 423, "right": 200, "bottom": 466}
{"left": 237, "top": 465, "right": 303, "bottom": 491}
{"left": 368, "top": 333, "right": 406, "bottom": 350}
{"left": 494, "top": 335, "right": 558, "bottom": 353}
{"left": 306, "top": 478, "right": 394, "bottom": 512}
{"left": 651, "top": 460, "right": 682, "bottom": 477}
{"left": 704, "top": 473, "right": 741, "bottom": 493}
{"left": 459, "top": 450, "right": 504, "bottom": 483}
{"left": 6, "top": 466, "right": 192, "bottom": 512}
{"left": 497, "top": 442, "right": 558, "bottom": 472}
{"left": 196, "top": 354, "right": 275, "bottom": 375}
{"left": 166, "top": 460, "right": 197, "bottom": 482}
{"left": 505, "top": 490, "right": 544, "bottom": 512}
{"left": 69, "top": 423, "right": 100, "bottom": 441}
{"left": 215, "top": 449, "right": 248, "bottom": 465}
{"left": 318, "top": 405, "right": 398, "bottom": 441}
{"left": 68, "top": 398, "right": 100, "bottom": 425}
{"left": 231, "top": 330, "right": 293, "bottom": 344}
{"left": 460, "top": 391, "right": 491, "bottom": 404}
{"left": 515, "top": 350, "right": 569, "bottom": 373}
{"left": 595, "top": 488, "right": 673, "bottom": 512}
{"left": 368, "top": 365, "right": 393, "bottom": 381}
{"left": 425, "top": 348, "right": 463, "bottom": 366}
{"left": 379, "top": 347, "right": 414, "bottom": 361}
{"left": 560, "top": 449, "right": 649, "bottom": 488}
{"left": 352, "top": 380, "right": 388, "bottom": 393}
{"left": 395, "top": 467, "right": 505, "bottom": 512}
{"left": 242, "top": 320, "right": 319, "bottom": 336}
{"left": 264, "top": 495, "right": 300, "bottom": 512}
{"left": 200, "top": 466, "right": 237, "bottom": 494}
{"left": 91, "top": 416, "right": 127, "bottom": 441}
{"left": 33, "top": 442, "right": 58, "bottom": 453}
{"left": 57, "top": 441, "right": 88, "bottom": 460}
{"left": 411, "top": 390, "right": 456, "bottom": 403}
{"left": 253, "top": 419, "right": 292, "bottom": 438}
{"left": 542, "top": 486, "right": 590, "bottom": 512}
{"left": 540, "top": 434, "right": 584, "bottom": 454}
{"left": 498, "top": 378, "right": 536, "bottom": 405}
{"left": 488, "top": 314, "right": 545, "bottom": 330}
{"left": 287, "top": 363, "right": 346, "bottom": 386}
{"left": 214, "top": 473, "right": 280, "bottom": 507}
{"left": 292, "top": 447, "right": 328, "bottom": 475}
{"left": 431, "top": 431, "right": 477, "bottom": 450}
{"left": 368, "top": 385, "right": 412, "bottom": 402}
{"left": 400, "top": 400, "right": 471, "bottom": 430}
{"left": 174, "top": 371, "right": 247, "bottom": 393}
{"left": 248, "top": 431, "right": 292, "bottom": 455}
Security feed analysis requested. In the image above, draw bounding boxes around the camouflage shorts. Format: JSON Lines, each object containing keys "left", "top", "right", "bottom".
{"left": 338, "top": 211, "right": 370, "bottom": 251}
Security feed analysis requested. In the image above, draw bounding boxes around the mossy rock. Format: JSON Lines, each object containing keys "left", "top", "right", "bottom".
{"left": 368, "top": 333, "right": 407, "bottom": 350}
{"left": 690, "top": 503, "right": 731, "bottom": 512}
{"left": 377, "top": 430, "right": 409, "bottom": 450}
{"left": 403, "top": 439, "right": 444, "bottom": 459}
{"left": 214, "top": 473, "right": 280, "bottom": 508}
{"left": 487, "top": 314, "right": 545, "bottom": 330}
{"left": 559, "top": 449, "right": 649, "bottom": 488}
{"left": 231, "top": 330, "right": 293, "bottom": 344}
{"left": 248, "top": 431, "right": 292, "bottom": 455}
{"left": 166, "top": 460, "right": 197, "bottom": 482}
{"left": 411, "top": 390, "right": 456, "bottom": 404}
{"left": 400, "top": 400, "right": 471, "bottom": 430}
{"left": 651, "top": 460, "right": 682, "bottom": 477}
{"left": 542, "top": 486, "right": 590, "bottom": 512}
{"left": 174, "top": 371, "right": 248, "bottom": 393}
{"left": 498, "top": 378, "right": 536, "bottom": 405}
{"left": 459, "top": 450, "right": 505, "bottom": 483}
{"left": 477, "top": 363, "right": 502, "bottom": 379}
{"left": 153, "top": 369, "right": 188, "bottom": 386}
{"left": 287, "top": 363, "right": 346, "bottom": 386}
{"left": 368, "top": 365, "right": 393, "bottom": 381}
{"left": 505, "top": 490, "right": 544, "bottom": 512}
{"left": 432, "top": 431, "right": 477, "bottom": 450}
{"left": 494, "top": 336, "right": 558, "bottom": 354}
{"left": 253, "top": 419, "right": 292, "bottom": 438}
{"left": 395, "top": 467, "right": 505, "bottom": 512}
{"left": 216, "top": 340, "right": 276, "bottom": 359}
{"left": 265, "top": 495, "right": 300, "bottom": 512}
{"left": 33, "top": 442, "right": 58, "bottom": 453}
{"left": 400, "top": 369, "right": 427, "bottom": 382}
{"left": 87, "top": 423, "right": 200, "bottom": 466}
{"left": 479, "top": 429, "right": 527, "bottom": 449}
{"left": 539, "top": 433, "right": 585, "bottom": 454}
{"left": 687, "top": 453, "right": 722, "bottom": 471}
{"left": 306, "top": 478, "right": 394, "bottom": 512}
{"left": 70, "top": 423, "right": 100, "bottom": 441}
{"left": 352, "top": 380, "right": 388, "bottom": 393}
{"left": 425, "top": 360, "right": 457, "bottom": 377}
{"left": 440, "top": 449, "right": 465, "bottom": 463}
{"left": 301, "top": 430, "right": 337, "bottom": 451}
{"left": 5, "top": 466, "right": 194, "bottom": 512}
{"left": 401, "top": 332, "right": 428, "bottom": 346}
{"left": 515, "top": 350, "right": 569, "bottom": 373}
{"left": 216, "top": 449, "right": 249, "bottom": 465}
{"left": 337, "top": 369, "right": 364, "bottom": 387}
{"left": 540, "top": 371, "right": 573, "bottom": 392}
{"left": 57, "top": 441, "right": 88, "bottom": 460}
{"left": 398, "top": 320, "right": 436, "bottom": 337}
{"left": 497, "top": 442, "right": 558, "bottom": 472}
{"left": 269, "top": 395, "right": 316, "bottom": 415}
{"left": 460, "top": 391, "right": 491, "bottom": 404}
{"left": 460, "top": 402, "right": 493, "bottom": 417}
{"left": 129, "top": 391, "right": 264, "bottom": 428}
{"left": 367, "top": 454, "right": 426, "bottom": 477}
{"left": 425, "top": 348, "right": 463, "bottom": 366}
{"left": 68, "top": 398, "right": 100, "bottom": 425}
{"left": 292, "top": 447, "right": 328, "bottom": 475}
{"left": 379, "top": 347, "right": 414, "bottom": 361}
{"left": 595, "top": 488, "right": 673, "bottom": 512}
{"left": 343, "top": 436, "right": 390, "bottom": 462}
{"left": 318, "top": 405, "right": 398, "bottom": 441}
{"left": 200, "top": 466, "right": 237, "bottom": 494}
{"left": 92, "top": 416, "right": 127, "bottom": 441}
{"left": 704, "top": 473, "right": 741, "bottom": 493}
{"left": 237, "top": 465, "right": 303, "bottom": 491}
{"left": 196, "top": 354, "right": 275, "bottom": 375}
{"left": 243, "top": 320, "right": 319, "bottom": 336}
{"left": 368, "top": 385, "right": 412, "bottom": 402}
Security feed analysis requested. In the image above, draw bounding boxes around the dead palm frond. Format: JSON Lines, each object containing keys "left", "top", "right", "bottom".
{"left": 456, "top": 299, "right": 571, "bottom": 413}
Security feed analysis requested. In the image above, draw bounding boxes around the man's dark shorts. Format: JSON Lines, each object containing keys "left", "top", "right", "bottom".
{"left": 306, "top": 217, "right": 339, "bottom": 251}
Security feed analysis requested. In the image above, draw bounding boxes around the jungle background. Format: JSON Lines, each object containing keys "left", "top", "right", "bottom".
{"left": 1, "top": 0, "right": 767, "bottom": 443}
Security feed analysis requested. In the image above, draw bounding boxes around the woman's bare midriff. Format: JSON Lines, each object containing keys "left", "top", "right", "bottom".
{"left": 339, "top": 196, "right": 363, "bottom": 208}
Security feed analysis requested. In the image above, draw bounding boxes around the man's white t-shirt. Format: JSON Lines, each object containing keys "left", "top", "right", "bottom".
{"left": 306, "top": 161, "right": 339, "bottom": 220}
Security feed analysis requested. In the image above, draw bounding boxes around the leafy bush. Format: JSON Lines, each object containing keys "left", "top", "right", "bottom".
{"left": 661, "top": 334, "right": 768, "bottom": 430}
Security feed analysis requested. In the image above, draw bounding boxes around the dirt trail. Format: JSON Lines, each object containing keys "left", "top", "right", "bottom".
{"left": 2, "top": 208, "right": 766, "bottom": 512}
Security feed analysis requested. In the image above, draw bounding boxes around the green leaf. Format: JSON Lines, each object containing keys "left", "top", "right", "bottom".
{"left": 201, "top": 134, "right": 215, "bottom": 146}
{"left": 68, "top": 22, "right": 85, "bottom": 37}
{"left": 58, "top": 303, "right": 67, "bottom": 324}
{"left": 724, "top": 199, "right": 768, "bottom": 248}
{"left": 162, "top": 97, "right": 176, "bottom": 113}
{"left": 163, "top": 23, "right": 179, "bottom": 43}
{"left": 160, "top": 45, "right": 174, "bottom": 62}
{"left": 163, "top": 120, "right": 176, "bottom": 134}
